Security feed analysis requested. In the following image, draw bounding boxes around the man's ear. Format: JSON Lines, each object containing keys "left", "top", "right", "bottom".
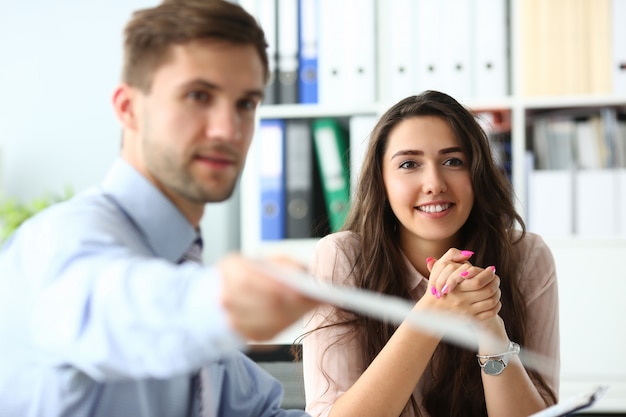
{"left": 112, "top": 84, "right": 139, "bottom": 131}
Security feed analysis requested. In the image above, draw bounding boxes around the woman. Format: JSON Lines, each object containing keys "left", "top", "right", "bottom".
{"left": 301, "top": 91, "right": 559, "bottom": 417}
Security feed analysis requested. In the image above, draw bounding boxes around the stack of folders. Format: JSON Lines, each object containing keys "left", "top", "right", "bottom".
{"left": 527, "top": 108, "right": 626, "bottom": 237}
{"left": 239, "top": 0, "right": 376, "bottom": 105}
{"left": 259, "top": 116, "right": 378, "bottom": 241}
{"left": 520, "top": 0, "right": 626, "bottom": 96}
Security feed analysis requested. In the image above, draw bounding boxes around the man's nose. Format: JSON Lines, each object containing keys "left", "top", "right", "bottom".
{"left": 206, "top": 104, "right": 242, "bottom": 142}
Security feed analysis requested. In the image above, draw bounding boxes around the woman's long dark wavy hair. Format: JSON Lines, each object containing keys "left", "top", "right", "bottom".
{"left": 319, "top": 91, "right": 556, "bottom": 416}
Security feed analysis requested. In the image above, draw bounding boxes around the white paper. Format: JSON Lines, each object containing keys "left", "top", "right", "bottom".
{"left": 528, "top": 385, "right": 609, "bottom": 417}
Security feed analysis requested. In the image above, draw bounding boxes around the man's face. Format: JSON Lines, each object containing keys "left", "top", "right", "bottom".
{"left": 121, "top": 40, "right": 265, "bottom": 224}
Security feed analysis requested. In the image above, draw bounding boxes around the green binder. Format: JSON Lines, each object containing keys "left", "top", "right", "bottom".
{"left": 311, "top": 118, "right": 350, "bottom": 232}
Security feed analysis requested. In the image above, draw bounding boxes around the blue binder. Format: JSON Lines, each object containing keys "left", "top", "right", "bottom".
{"left": 259, "top": 119, "right": 286, "bottom": 240}
{"left": 297, "top": 0, "right": 318, "bottom": 103}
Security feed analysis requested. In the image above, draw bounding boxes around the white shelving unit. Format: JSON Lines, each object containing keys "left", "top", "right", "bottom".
{"left": 239, "top": 0, "right": 626, "bottom": 411}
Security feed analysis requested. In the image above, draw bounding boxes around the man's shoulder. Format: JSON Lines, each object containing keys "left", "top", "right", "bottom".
{"left": 13, "top": 186, "right": 137, "bottom": 247}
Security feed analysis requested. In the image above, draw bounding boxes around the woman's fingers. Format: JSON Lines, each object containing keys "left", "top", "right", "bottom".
{"left": 426, "top": 248, "right": 474, "bottom": 296}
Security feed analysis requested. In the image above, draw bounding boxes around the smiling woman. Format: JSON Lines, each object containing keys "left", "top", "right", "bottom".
{"left": 383, "top": 115, "right": 474, "bottom": 248}
{"left": 300, "top": 90, "right": 560, "bottom": 417}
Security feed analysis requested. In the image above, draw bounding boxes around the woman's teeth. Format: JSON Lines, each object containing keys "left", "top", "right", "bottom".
{"left": 418, "top": 204, "right": 451, "bottom": 213}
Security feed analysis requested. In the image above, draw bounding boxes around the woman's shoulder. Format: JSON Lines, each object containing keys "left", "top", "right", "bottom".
{"left": 311, "top": 231, "right": 361, "bottom": 285}
{"left": 511, "top": 230, "right": 558, "bottom": 297}
{"left": 315, "top": 231, "right": 361, "bottom": 255}
{"left": 512, "top": 230, "right": 554, "bottom": 264}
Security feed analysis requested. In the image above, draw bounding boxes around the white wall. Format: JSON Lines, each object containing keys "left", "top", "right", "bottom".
{"left": 0, "top": 0, "right": 240, "bottom": 260}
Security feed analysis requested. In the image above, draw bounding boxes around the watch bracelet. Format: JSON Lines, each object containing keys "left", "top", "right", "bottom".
{"left": 476, "top": 340, "right": 520, "bottom": 364}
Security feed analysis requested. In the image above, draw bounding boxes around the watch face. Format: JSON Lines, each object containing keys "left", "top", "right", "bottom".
{"left": 484, "top": 359, "right": 505, "bottom": 375}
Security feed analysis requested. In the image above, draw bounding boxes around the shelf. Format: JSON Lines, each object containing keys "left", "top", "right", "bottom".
{"left": 259, "top": 103, "right": 380, "bottom": 119}
{"left": 517, "top": 94, "right": 626, "bottom": 110}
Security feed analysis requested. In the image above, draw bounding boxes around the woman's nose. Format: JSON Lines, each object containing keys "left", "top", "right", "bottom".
{"left": 422, "top": 166, "right": 447, "bottom": 194}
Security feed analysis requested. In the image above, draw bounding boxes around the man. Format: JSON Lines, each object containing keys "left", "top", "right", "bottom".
{"left": 0, "top": 1, "right": 317, "bottom": 416}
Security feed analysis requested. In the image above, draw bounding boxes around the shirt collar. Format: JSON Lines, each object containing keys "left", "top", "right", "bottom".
{"left": 100, "top": 158, "right": 198, "bottom": 263}
{"left": 401, "top": 250, "right": 429, "bottom": 294}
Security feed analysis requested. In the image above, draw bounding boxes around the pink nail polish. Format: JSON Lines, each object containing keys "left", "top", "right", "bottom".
{"left": 426, "top": 257, "right": 434, "bottom": 265}
{"left": 442, "top": 284, "right": 449, "bottom": 294}
{"left": 460, "top": 271, "right": 469, "bottom": 278}
{"left": 435, "top": 291, "right": 442, "bottom": 299}
{"left": 460, "top": 250, "right": 474, "bottom": 257}
{"left": 490, "top": 265, "right": 496, "bottom": 273}
{"left": 431, "top": 286, "right": 437, "bottom": 295}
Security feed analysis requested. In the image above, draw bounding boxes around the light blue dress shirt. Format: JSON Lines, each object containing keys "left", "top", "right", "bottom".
{"left": 0, "top": 159, "right": 308, "bottom": 417}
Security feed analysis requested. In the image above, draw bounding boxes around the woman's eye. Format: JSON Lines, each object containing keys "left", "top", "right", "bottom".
{"left": 399, "top": 160, "right": 418, "bottom": 169}
{"left": 443, "top": 157, "right": 464, "bottom": 167}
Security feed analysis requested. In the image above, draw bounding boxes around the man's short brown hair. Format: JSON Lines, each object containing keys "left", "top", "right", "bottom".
{"left": 122, "top": 0, "right": 269, "bottom": 92}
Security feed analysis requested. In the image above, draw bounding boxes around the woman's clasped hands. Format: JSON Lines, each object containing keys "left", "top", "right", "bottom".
{"left": 422, "top": 249, "right": 502, "bottom": 323}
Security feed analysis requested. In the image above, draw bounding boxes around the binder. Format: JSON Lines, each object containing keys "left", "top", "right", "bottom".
{"left": 616, "top": 114, "right": 626, "bottom": 168}
{"left": 440, "top": 0, "right": 472, "bottom": 99}
{"left": 259, "top": 119, "right": 286, "bottom": 240}
{"left": 297, "top": 0, "right": 318, "bottom": 103}
{"left": 587, "top": 0, "right": 611, "bottom": 94}
{"left": 379, "top": 0, "right": 417, "bottom": 103}
{"left": 575, "top": 117, "right": 603, "bottom": 170}
{"left": 276, "top": 0, "right": 298, "bottom": 104}
{"left": 618, "top": 169, "right": 626, "bottom": 236}
{"left": 285, "top": 120, "right": 314, "bottom": 238}
{"left": 546, "top": 118, "right": 577, "bottom": 170}
{"left": 312, "top": 118, "right": 350, "bottom": 232}
{"left": 415, "top": 0, "right": 447, "bottom": 94}
{"left": 612, "top": 0, "right": 626, "bottom": 94}
{"left": 532, "top": 116, "right": 576, "bottom": 170}
{"left": 349, "top": 115, "right": 377, "bottom": 196}
{"left": 342, "top": 0, "right": 376, "bottom": 104}
{"left": 575, "top": 169, "right": 618, "bottom": 236}
{"left": 257, "top": 0, "right": 278, "bottom": 104}
{"left": 527, "top": 169, "right": 574, "bottom": 236}
{"left": 317, "top": 0, "right": 344, "bottom": 104}
{"left": 473, "top": 0, "right": 508, "bottom": 98}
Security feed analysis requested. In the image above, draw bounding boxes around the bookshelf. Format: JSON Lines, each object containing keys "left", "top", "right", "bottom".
{"left": 238, "top": 0, "right": 626, "bottom": 412}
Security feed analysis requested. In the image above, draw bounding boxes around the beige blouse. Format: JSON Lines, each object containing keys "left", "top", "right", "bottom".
{"left": 301, "top": 230, "right": 560, "bottom": 417}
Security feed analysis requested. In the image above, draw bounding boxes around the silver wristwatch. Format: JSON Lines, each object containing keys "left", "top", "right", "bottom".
{"left": 476, "top": 341, "right": 520, "bottom": 376}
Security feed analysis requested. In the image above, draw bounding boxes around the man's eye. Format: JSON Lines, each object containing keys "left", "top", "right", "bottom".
{"left": 187, "top": 91, "right": 209, "bottom": 102}
{"left": 238, "top": 99, "right": 258, "bottom": 111}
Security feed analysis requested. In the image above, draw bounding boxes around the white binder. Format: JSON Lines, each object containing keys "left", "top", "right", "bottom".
{"left": 342, "top": 0, "right": 376, "bottom": 104}
{"left": 619, "top": 169, "right": 626, "bottom": 236}
{"left": 349, "top": 115, "right": 377, "bottom": 196}
{"left": 415, "top": 0, "right": 446, "bottom": 94}
{"left": 575, "top": 169, "right": 618, "bottom": 237}
{"left": 255, "top": 0, "right": 278, "bottom": 104}
{"left": 528, "top": 170, "right": 574, "bottom": 236}
{"left": 317, "top": 0, "right": 344, "bottom": 104}
{"left": 276, "top": 0, "right": 299, "bottom": 104}
{"left": 440, "top": 0, "right": 472, "bottom": 99}
{"left": 612, "top": 0, "right": 626, "bottom": 94}
{"left": 379, "top": 0, "right": 418, "bottom": 104}
{"left": 473, "top": 0, "right": 508, "bottom": 98}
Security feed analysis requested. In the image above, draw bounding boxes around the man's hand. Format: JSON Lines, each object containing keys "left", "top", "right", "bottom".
{"left": 218, "top": 253, "right": 320, "bottom": 342}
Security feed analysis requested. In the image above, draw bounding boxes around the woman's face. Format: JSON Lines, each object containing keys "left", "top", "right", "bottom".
{"left": 382, "top": 115, "right": 474, "bottom": 248}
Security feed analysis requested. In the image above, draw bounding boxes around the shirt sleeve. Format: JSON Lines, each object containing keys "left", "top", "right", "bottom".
{"left": 13, "top": 203, "right": 244, "bottom": 381}
{"left": 208, "top": 352, "right": 310, "bottom": 417}
{"left": 302, "top": 233, "right": 364, "bottom": 417}
{"left": 517, "top": 233, "right": 561, "bottom": 403}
